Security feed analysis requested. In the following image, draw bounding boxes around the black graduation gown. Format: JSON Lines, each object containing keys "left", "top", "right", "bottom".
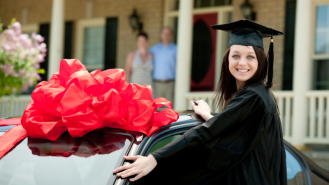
{"left": 136, "top": 84, "right": 287, "bottom": 185}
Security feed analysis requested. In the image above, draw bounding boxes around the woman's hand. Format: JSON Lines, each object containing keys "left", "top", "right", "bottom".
{"left": 191, "top": 100, "right": 213, "bottom": 121}
{"left": 113, "top": 155, "right": 157, "bottom": 182}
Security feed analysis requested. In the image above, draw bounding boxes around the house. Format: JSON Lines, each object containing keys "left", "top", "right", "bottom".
{"left": 0, "top": 0, "right": 329, "bottom": 148}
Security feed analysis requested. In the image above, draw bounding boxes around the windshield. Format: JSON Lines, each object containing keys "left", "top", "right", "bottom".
{"left": 0, "top": 128, "right": 133, "bottom": 185}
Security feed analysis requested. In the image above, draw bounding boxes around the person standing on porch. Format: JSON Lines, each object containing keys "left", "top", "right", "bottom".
{"left": 150, "top": 27, "right": 177, "bottom": 103}
{"left": 125, "top": 32, "right": 153, "bottom": 87}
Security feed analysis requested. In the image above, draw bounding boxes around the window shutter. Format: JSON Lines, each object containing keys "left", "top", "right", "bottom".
{"left": 104, "top": 18, "right": 118, "bottom": 69}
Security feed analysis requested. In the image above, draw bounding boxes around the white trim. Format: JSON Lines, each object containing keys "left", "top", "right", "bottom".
{"left": 167, "top": 6, "right": 233, "bottom": 17}
{"left": 312, "top": 54, "right": 329, "bottom": 60}
{"left": 74, "top": 18, "right": 105, "bottom": 67}
{"left": 312, "top": 2, "right": 329, "bottom": 89}
{"left": 312, "top": 1, "right": 329, "bottom": 57}
{"left": 21, "top": 24, "right": 39, "bottom": 33}
{"left": 215, "top": 11, "right": 231, "bottom": 89}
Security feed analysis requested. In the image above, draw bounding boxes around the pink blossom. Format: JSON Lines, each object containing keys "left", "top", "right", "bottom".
{"left": 25, "top": 72, "right": 31, "bottom": 78}
{"left": 19, "top": 69, "right": 26, "bottom": 76}
{"left": 38, "top": 43, "right": 47, "bottom": 52}
{"left": 8, "top": 42, "right": 17, "bottom": 51}
{"left": 36, "top": 54, "right": 44, "bottom": 62}
{"left": 31, "top": 32, "right": 36, "bottom": 40}
{"left": 19, "top": 52, "right": 27, "bottom": 60}
{"left": 34, "top": 63, "right": 40, "bottom": 69}
{"left": 29, "top": 48, "right": 36, "bottom": 54}
{"left": 34, "top": 34, "right": 44, "bottom": 43}
{"left": 4, "top": 29, "right": 15, "bottom": 38}
{"left": 19, "top": 34, "right": 32, "bottom": 48}
{"left": 1, "top": 64, "right": 15, "bottom": 77}
{"left": 20, "top": 84, "right": 29, "bottom": 92}
{"left": 34, "top": 72, "right": 41, "bottom": 81}
{"left": 11, "top": 22, "right": 21, "bottom": 34}
{"left": 2, "top": 43, "right": 11, "bottom": 51}
{"left": 0, "top": 21, "right": 48, "bottom": 93}
{"left": 12, "top": 72, "right": 19, "bottom": 77}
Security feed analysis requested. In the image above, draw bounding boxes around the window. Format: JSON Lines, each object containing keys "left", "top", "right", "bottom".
{"left": 315, "top": 59, "right": 329, "bottom": 89}
{"left": 148, "top": 134, "right": 181, "bottom": 153}
{"left": 315, "top": 4, "right": 329, "bottom": 54}
{"left": 314, "top": 4, "right": 329, "bottom": 90}
{"left": 286, "top": 149, "right": 306, "bottom": 184}
{"left": 75, "top": 18, "right": 105, "bottom": 71}
{"left": 83, "top": 26, "right": 105, "bottom": 71}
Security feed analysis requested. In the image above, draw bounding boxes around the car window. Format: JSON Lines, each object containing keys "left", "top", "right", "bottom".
{"left": 140, "top": 132, "right": 308, "bottom": 185}
{"left": 0, "top": 128, "right": 133, "bottom": 185}
{"left": 148, "top": 134, "right": 181, "bottom": 154}
{"left": 286, "top": 149, "right": 306, "bottom": 185}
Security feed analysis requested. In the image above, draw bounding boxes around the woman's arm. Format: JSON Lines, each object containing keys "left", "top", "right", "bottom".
{"left": 113, "top": 155, "right": 157, "bottom": 182}
{"left": 113, "top": 100, "right": 212, "bottom": 182}
{"left": 191, "top": 100, "right": 213, "bottom": 121}
{"left": 125, "top": 52, "right": 135, "bottom": 83}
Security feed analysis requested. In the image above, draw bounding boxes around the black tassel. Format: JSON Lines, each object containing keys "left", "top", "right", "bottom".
{"left": 266, "top": 30, "right": 274, "bottom": 89}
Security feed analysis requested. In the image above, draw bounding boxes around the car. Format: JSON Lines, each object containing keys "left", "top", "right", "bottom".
{"left": 0, "top": 114, "right": 329, "bottom": 185}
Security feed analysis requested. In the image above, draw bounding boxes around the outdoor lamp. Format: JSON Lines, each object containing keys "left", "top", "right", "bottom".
{"left": 240, "top": 0, "right": 256, "bottom": 20}
{"left": 129, "top": 9, "right": 140, "bottom": 31}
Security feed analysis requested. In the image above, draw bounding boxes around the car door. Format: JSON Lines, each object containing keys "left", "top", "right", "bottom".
{"left": 124, "top": 122, "right": 312, "bottom": 185}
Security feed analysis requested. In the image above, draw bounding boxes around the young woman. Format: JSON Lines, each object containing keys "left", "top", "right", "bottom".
{"left": 114, "top": 20, "right": 287, "bottom": 185}
{"left": 125, "top": 32, "right": 153, "bottom": 87}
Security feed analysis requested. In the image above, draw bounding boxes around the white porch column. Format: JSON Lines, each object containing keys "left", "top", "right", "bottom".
{"left": 174, "top": 0, "right": 194, "bottom": 112}
{"left": 291, "top": 0, "right": 312, "bottom": 147}
{"left": 47, "top": 0, "right": 65, "bottom": 80}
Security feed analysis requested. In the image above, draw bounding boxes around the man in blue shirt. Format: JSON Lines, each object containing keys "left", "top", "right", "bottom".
{"left": 150, "top": 27, "right": 177, "bottom": 103}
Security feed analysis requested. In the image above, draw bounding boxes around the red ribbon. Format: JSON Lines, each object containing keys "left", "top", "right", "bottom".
{"left": 0, "top": 59, "right": 179, "bottom": 159}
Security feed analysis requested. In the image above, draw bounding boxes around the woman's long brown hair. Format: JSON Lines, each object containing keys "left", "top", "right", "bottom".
{"left": 213, "top": 46, "right": 277, "bottom": 111}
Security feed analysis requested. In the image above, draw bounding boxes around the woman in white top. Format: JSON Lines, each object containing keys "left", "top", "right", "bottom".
{"left": 125, "top": 32, "right": 153, "bottom": 87}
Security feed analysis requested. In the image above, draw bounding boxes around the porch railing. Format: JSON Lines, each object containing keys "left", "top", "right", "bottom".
{"left": 304, "top": 91, "right": 329, "bottom": 144}
{"left": 185, "top": 91, "right": 329, "bottom": 144}
{"left": 0, "top": 95, "right": 31, "bottom": 118}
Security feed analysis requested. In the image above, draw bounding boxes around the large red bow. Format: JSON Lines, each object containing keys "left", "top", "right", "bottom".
{"left": 0, "top": 59, "right": 179, "bottom": 159}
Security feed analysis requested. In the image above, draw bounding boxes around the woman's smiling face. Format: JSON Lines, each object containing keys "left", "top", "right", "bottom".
{"left": 228, "top": 45, "right": 258, "bottom": 88}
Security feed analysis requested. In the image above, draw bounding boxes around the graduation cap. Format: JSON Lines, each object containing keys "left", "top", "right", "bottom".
{"left": 211, "top": 19, "right": 283, "bottom": 89}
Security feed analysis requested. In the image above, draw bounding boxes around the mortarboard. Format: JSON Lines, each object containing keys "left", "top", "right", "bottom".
{"left": 211, "top": 19, "right": 283, "bottom": 89}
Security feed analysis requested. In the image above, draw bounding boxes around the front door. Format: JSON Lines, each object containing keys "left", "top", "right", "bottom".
{"left": 190, "top": 13, "right": 217, "bottom": 91}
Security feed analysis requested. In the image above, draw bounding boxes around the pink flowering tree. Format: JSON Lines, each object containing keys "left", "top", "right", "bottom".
{"left": 0, "top": 19, "right": 46, "bottom": 97}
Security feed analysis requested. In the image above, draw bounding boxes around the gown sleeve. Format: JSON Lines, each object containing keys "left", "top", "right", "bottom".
{"left": 151, "top": 88, "right": 266, "bottom": 171}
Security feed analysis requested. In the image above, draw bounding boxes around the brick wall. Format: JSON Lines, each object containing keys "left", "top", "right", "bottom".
{"left": 0, "top": 0, "right": 164, "bottom": 69}
{"left": 232, "top": 0, "right": 286, "bottom": 90}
